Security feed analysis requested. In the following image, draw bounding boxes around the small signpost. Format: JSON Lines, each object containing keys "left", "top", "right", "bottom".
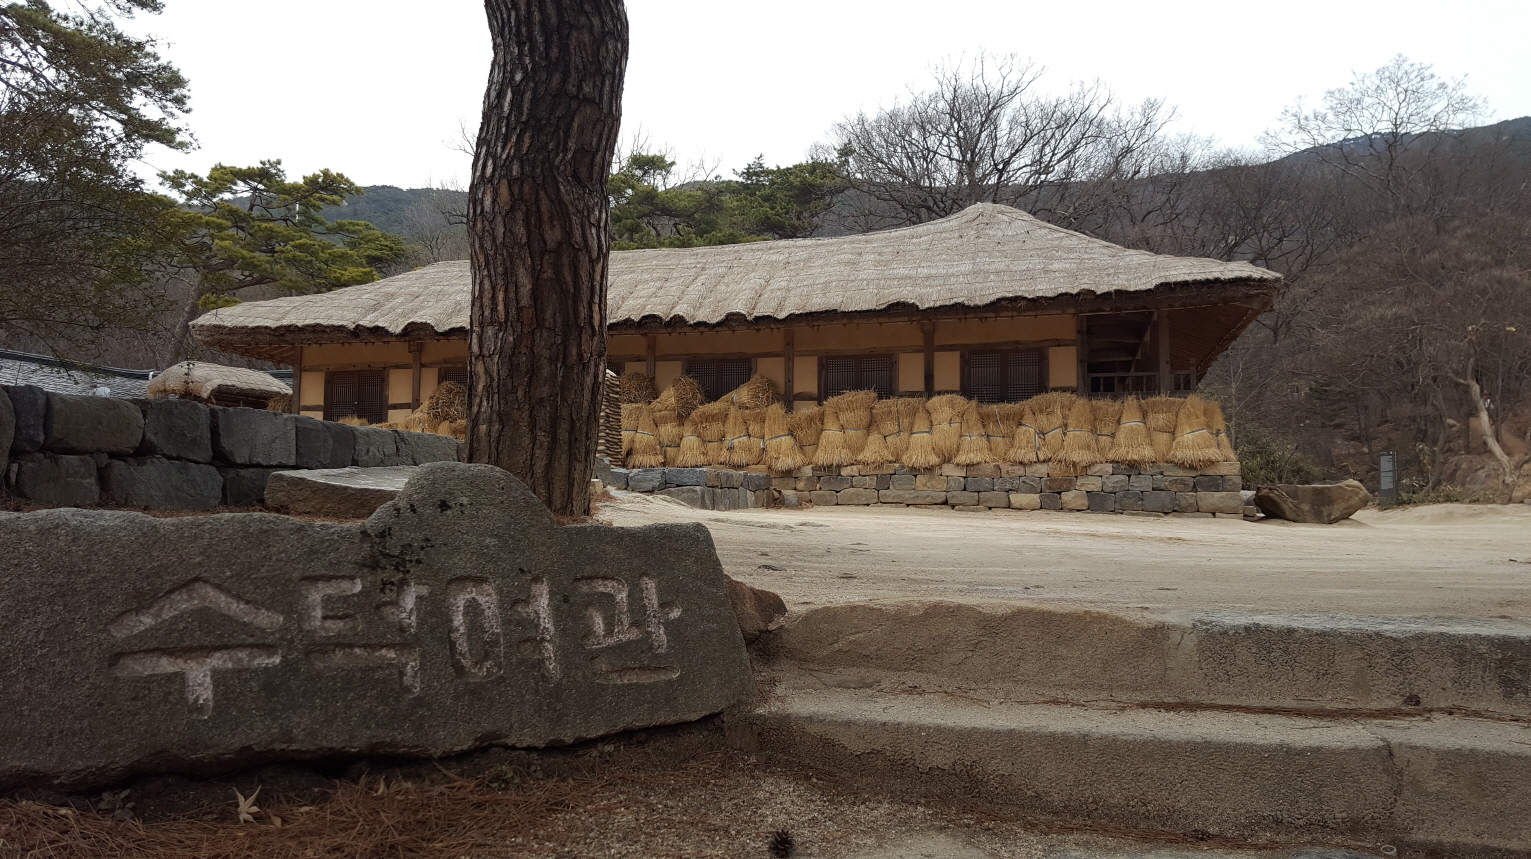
{"left": 1378, "top": 451, "right": 1398, "bottom": 508}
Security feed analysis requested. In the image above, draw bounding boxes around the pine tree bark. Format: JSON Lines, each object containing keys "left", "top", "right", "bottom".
{"left": 468, "top": 0, "right": 627, "bottom": 515}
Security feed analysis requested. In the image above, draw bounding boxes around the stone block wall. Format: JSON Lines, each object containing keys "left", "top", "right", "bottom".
{"left": 603, "top": 465, "right": 776, "bottom": 511}
{"left": 1, "top": 385, "right": 464, "bottom": 511}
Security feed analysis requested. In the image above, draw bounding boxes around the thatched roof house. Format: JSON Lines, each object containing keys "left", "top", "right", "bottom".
{"left": 146, "top": 361, "right": 292, "bottom": 409}
{"left": 192, "top": 203, "right": 1280, "bottom": 423}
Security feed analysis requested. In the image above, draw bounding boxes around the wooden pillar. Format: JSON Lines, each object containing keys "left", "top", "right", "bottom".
{"left": 1076, "top": 315, "right": 1090, "bottom": 395}
{"left": 289, "top": 345, "right": 303, "bottom": 414}
{"left": 782, "top": 328, "right": 795, "bottom": 413}
{"left": 921, "top": 320, "right": 935, "bottom": 397}
{"left": 409, "top": 341, "right": 424, "bottom": 408}
{"left": 644, "top": 334, "right": 657, "bottom": 378}
{"left": 1156, "top": 310, "right": 1173, "bottom": 394}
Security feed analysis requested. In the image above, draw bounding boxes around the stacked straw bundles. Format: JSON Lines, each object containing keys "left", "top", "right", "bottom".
{"left": 675, "top": 414, "right": 709, "bottom": 467}
{"left": 1055, "top": 398, "right": 1100, "bottom": 469}
{"left": 788, "top": 406, "right": 824, "bottom": 464}
{"left": 1006, "top": 401, "right": 1041, "bottom": 463}
{"left": 1108, "top": 397, "right": 1156, "bottom": 465}
{"left": 764, "top": 403, "right": 806, "bottom": 473}
{"left": 1169, "top": 395, "right": 1224, "bottom": 467}
{"left": 900, "top": 405, "right": 941, "bottom": 469}
{"left": 825, "top": 390, "right": 876, "bottom": 457}
{"left": 1030, "top": 395, "right": 1067, "bottom": 460}
{"left": 690, "top": 401, "right": 730, "bottom": 464}
{"left": 721, "top": 374, "right": 779, "bottom": 409}
{"left": 1092, "top": 398, "right": 1123, "bottom": 451}
{"left": 620, "top": 403, "right": 641, "bottom": 457}
{"left": 599, "top": 371, "right": 622, "bottom": 458}
{"left": 1141, "top": 397, "right": 1181, "bottom": 463}
{"left": 953, "top": 400, "right": 995, "bottom": 465}
{"left": 983, "top": 403, "right": 1023, "bottom": 461}
{"left": 925, "top": 394, "right": 968, "bottom": 461}
{"left": 723, "top": 406, "right": 761, "bottom": 467}
{"left": 1205, "top": 399, "right": 1237, "bottom": 461}
{"left": 814, "top": 407, "right": 855, "bottom": 467}
{"left": 618, "top": 372, "right": 657, "bottom": 405}
{"left": 626, "top": 404, "right": 664, "bottom": 468}
{"left": 264, "top": 393, "right": 292, "bottom": 413}
{"left": 872, "top": 398, "right": 921, "bottom": 463}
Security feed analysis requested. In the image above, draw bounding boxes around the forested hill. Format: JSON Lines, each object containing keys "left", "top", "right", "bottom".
{"left": 321, "top": 185, "right": 466, "bottom": 237}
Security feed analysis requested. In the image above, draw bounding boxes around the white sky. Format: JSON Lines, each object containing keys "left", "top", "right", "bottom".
{"left": 128, "top": 0, "right": 1531, "bottom": 190}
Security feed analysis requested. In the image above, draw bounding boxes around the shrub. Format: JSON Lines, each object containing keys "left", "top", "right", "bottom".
{"left": 1235, "top": 426, "right": 1323, "bottom": 487}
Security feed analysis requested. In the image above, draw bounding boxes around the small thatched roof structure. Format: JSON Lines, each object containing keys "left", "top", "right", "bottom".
{"left": 191, "top": 203, "right": 1281, "bottom": 360}
{"left": 147, "top": 361, "right": 291, "bottom": 405}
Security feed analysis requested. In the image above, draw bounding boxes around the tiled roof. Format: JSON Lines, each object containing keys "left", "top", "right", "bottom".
{"left": 0, "top": 350, "right": 292, "bottom": 399}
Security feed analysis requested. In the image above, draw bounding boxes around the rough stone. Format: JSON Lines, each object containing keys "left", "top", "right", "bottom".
{"left": 1196, "top": 475, "right": 1240, "bottom": 493}
{"left": 1044, "top": 477, "right": 1074, "bottom": 492}
{"left": 1025, "top": 463, "right": 1050, "bottom": 477}
{"left": 875, "top": 474, "right": 892, "bottom": 490}
{"left": 393, "top": 430, "right": 461, "bottom": 466}
{"left": 1074, "top": 475, "right": 1103, "bottom": 492}
{"left": 781, "top": 491, "right": 800, "bottom": 508}
{"left": 265, "top": 466, "right": 417, "bottom": 518}
{"left": 838, "top": 465, "right": 860, "bottom": 477}
{"left": 946, "top": 490, "right": 979, "bottom": 506}
{"left": 914, "top": 474, "right": 947, "bottom": 491}
{"left": 1161, "top": 464, "right": 1201, "bottom": 477}
{"left": 1086, "top": 463, "right": 1114, "bottom": 477}
{"left": 1101, "top": 474, "right": 1129, "bottom": 493}
{"left": 1173, "top": 511, "right": 1215, "bottom": 519}
{"left": 1112, "top": 464, "right": 1140, "bottom": 475}
{"left": 999, "top": 464, "right": 1028, "bottom": 478}
{"left": 592, "top": 456, "right": 614, "bottom": 486}
{"left": 658, "top": 486, "right": 707, "bottom": 508}
{"left": 890, "top": 474, "right": 917, "bottom": 490}
{"left": 1255, "top": 480, "right": 1373, "bottom": 525}
{"left": 1128, "top": 474, "right": 1153, "bottom": 492}
{"left": 45, "top": 393, "right": 143, "bottom": 455}
{"left": 350, "top": 426, "right": 400, "bottom": 468}
{"left": 795, "top": 477, "right": 816, "bottom": 492}
{"left": 290, "top": 416, "right": 353, "bottom": 470}
{"left": 1142, "top": 490, "right": 1175, "bottom": 513}
{"left": 1117, "top": 490, "right": 1145, "bottom": 511}
{"left": 793, "top": 466, "right": 814, "bottom": 478}
{"left": 952, "top": 506, "right": 990, "bottom": 513}
{"left": 1197, "top": 491, "right": 1246, "bottom": 515}
{"left": 724, "top": 577, "right": 787, "bottom": 643}
{"left": 1174, "top": 492, "right": 1200, "bottom": 513}
{"left": 818, "top": 476, "right": 852, "bottom": 492}
{"left": 4, "top": 385, "right": 47, "bottom": 454}
{"left": 0, "top": 463, "right": 751, "bottom": 791}
{"left": 1200, "top": 460, "right": 1243, "bottom": 476}
{"left": 133, "top": 399, "right": 213, "bottom": 463}
{"left": 1060, "top": 490, "right": 1089, "bottom": 511}
{"left": 1161, "top": 476, "right": 1196, "bottom": 493}
{"left": 1009, "top": 492, "right": 1042, "bottom": 510}
{"left": 1005, "top": 476, "right": 1041, "bottom": 493}
{"left": 809, "top": 490, "right": 839, "bottom": 506}
{"left": 219, "top": 467, "right": 283, "bottom": 507}
{"left": 1086, "top": 491, "right": 1117, "bottom": 513}
{"left": 211, "top": 408, "right": 296, "bottom": 467}
{"left": 661, "top": 467, "right": 706, "bottom": 487}
{"left": 1039, "top": 492, "right": 1063, "bottom": 510}
{"left": 979, "top": 491, "right": 1010, "bottom": 508}
{"left": 626, "top": 468, "right": 665, "bottom": 493}
{"left": 945, "top": 476, "right": 966, "bottom": 491}
{"left": 771, "top": 477, "right": 796, "bottom": 490}
{"left": 965, "top": 463, "right": 1001, "bottom": 479}
{"left": 856, "top": 463, "right": 897, "bottom": 476}
{"left": 850, "top": 476, "right": 877, "bottom": 489}
{"left": 838, "top": 488, "right": 879, "bottom": 505}
{"left": 716, "top": 469, "right": 747, "bottom": 489}
{"left": 606, "top": 469, "right": 630, "bottom": 491}
{"left": 9, "top": 452, "right": 99, "bottom": 506}
{"left": 0, "top": 386, "right": 12, "bottom": 459}
{"left": 964, "top": 477, "right": 995, "bottom": 492}
{"left": 879, "top": 490, "right": 947, "bottom": 505}
{"left": 939, "top": 464, "right": 967, "bottom": 477}
{"left": 101, "top": 457, "right": 222, "bottom": 511}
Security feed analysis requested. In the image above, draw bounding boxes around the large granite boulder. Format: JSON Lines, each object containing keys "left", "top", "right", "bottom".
{"left": 352, "top": 426, "right": 401, "bottom": 467}
{"left": 294, "top": 416, "right": 355, "bottom": 470}
{"left": 1254, "top": 480, "right": 1372, "bottom": 524}
{"left": 725, "top": 577, "right": 788, "bottom": 643}
{"left": 210, "top": 408, "right": 296, "bottom": 467}
{"left": 392, "top": 429, "right": 460, "bottom": 465}
{"left": 8, "top": 452, "right": 99, "bottom": 506}
{"left": 0, "top": 462, "right": 752, "bottom": 790}
{"left": 46, "top": 393, "right": 143, "bottom": 455}
{"left": 133, "top": 398, "right": 212, "bottom": 463}
{"left": 264, "top": 466, "right": 415, "bottom": 518}
{"left": 101, "top": 457, "right": 223, "bottom": 511}
{"left": 0, "top": 385, "right": 13, "bottom": 460}
{"left": 219, "top": 467, "right": 285, "bottom": 507}
{"left": 4, "top": 385, "right": 47, "bottom": 454}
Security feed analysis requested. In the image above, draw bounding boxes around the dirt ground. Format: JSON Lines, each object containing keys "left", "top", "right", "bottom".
{"left": 603, "top": 495, "right": 1531, "bottom": 620}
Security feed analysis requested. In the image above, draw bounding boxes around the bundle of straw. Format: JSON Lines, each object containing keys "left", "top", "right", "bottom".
{"left": 1205, "top": 399, "right": 1237, "bottom": 461}
{"left": 338, "top": 415, "right": 369, "bottom": 426}
{"left": 723, "top": 406, "right": 761, "bottom": 467}
{"left": 626, "top": 404, "right": 664, "bottom": 468}
{"left": 424, "top": 381, "right": 468, "bottom": 425}
{"left": 900, "top": 405, "right": 941, "bottom": 469}
{"left": 618, "top": 372, "right": 657, "bottom": 405}
{"left": 666, "top": 376, "right": 705, "bottom": 420}
{"left": 743, "top": 408, "right": 767, "bottom": 441}
{"left": 825, "top": 390, "right": 877, "bottom": 458}
{"left": 445, "top": 419, "right": 467, "bottom": 440}
{"left": 620, "top": 403, "right": 641, "bottom": 458}
{"left": 953, "top": 400, "right": 995, "bottom": 465}
{"left": 1092, "top": 398, "right": 1123, "bottom": 456}
{"left": 873, "top": 398, "right": 917, "bottom": 463}
{"left": 788, "top": 406, "right": 824, "bottom": 446}
{"left": 1006, "top": 401, "right": 1042, "bottom": 463}
{"left": 688, "top": 401, "right": 730, "bottom": 465}
{"left": 265, "top": 393, "right": 292, "bottom": 413}
{"left": 1055, "top": 398, "right": 1101, "bottom": 469}
{"left": 763, "top": 403, "right": 806, "bottom": 473}
{"left": 1108, "top": 397, "right": 1156, "bottom": 465}
{"left": 814, "top": 407, "right": 855, "bottom": 467}
{"left": 722, "top": 374, "right": 780, "bottom": 410}
{"left": 1141, "top": 397, "right": 1182, "bottom": 463}
{"left": 1169, "top": 395, "right": 1223, "bottom": 467}
{"left": 985, "top": 404, "right": 1022, "bottom": 461}
{"left": 676, "top": 417, "right": 710, "bottom": 467}
{"left": 1031, "top": 396, "right": 1067, "bottom": 460}
{"left": 926, "top": 394, "right": 968, "bottom": 462}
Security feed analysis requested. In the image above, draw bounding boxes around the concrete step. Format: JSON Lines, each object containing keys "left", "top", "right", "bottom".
{"left": 734, "top": 683, "right": 1531, "bottom": 856}
{"left": 761, "top": 599, "right": 1531, "bottom": 719}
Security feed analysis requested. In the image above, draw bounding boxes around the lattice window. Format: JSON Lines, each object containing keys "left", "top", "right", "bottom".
{"left": 965, "top": 351, "right": 1042, "bottom": 403}
{"left": 821, "top": 355, "right": 895, "bottom": 399}
{"left": 325, "top": 370, "right": 387, "bottom": 423}
{"left": 685, "top": 359, "right": 753, "bottom": 402}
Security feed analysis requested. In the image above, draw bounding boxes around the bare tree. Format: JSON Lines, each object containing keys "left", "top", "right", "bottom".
{"left": 468, "top": 0, "right": 628, "bottom": 516}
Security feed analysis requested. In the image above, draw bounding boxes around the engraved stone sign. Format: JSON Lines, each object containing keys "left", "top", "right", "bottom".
{"left": 0, "top": 463, "right": 752, "bottom": 790}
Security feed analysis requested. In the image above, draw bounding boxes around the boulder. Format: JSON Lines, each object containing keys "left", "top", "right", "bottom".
{"left": 0, "top": 385, "right": 13, "bottom": 459}
{"left": 264, "top": 466, "right": 417, "bottom": 518}
{"left": 101, "top": 457, "right": 223, "bottom": 511}
{"left": 210, "top": 408, "right": 296, "bottom": 467}
{"left": 724, "top": 577, "right": 787, "bottom": 643}
{"left": 658, "top": 485, "right": 707, "bottom": 508}
{"left": 9, "top": 452, "right": 99, "bottom": 506}
{"left": 219, "top": 467, "right": 285, "bottom": 507}
{"left": 392, "top": 429, "right": 460, "bottom": 465}
{"left": 626, "top": 468, "right": 664, "bottom": 493}
{"left": 1255, "top": 480, "right": 1373, "bottom": 524}
{"left": 133, "top": 398, "right": 212, "bottom": 463}
{"left": 4, "top": 385, "right": 47, "bottom": 454}
{"left": 0, "top": 462, "right": 751, "bottom": 790}
{"left": 351, "top": 426, "right": 400, "bottom": 467}
{"left": 294, "top": 416, "right": 354, "bottom": 470}
{"left": 45, "top": 393, "right": 143, "bottom": 455}
{"left": 663, "top": 467, "right": 707, "bottom": 487}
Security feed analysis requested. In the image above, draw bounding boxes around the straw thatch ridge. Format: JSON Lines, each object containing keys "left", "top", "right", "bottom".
{"left": 190, "top": 203, "right": 1281, "bottom": 353}
{"left": 147, "top": 361, "right": 290, "bottom": 402}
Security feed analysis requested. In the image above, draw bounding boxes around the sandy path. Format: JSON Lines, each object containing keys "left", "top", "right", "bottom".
{"left": 601, "top": 495, "right": 1531, "bottom": 620}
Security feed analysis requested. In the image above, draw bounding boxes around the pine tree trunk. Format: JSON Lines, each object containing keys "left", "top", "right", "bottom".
{"left": 468, "top": 0, "right": 627, "bottom": 516}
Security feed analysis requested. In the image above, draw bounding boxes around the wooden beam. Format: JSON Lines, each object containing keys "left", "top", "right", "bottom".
{"left": 644, "top": 334, "right": 657, "bottom": 378}
{"left": 1156, "top": 310, "right": 1173, "bottom": 394}
{"left": 921, "top": 321, "right": 935, "bottom": 397}
{"left": 289, "top": 345, "right": 304, "bottom": 414}
{"left": 408, "top": 341, "right": 424, "bottom": 409}
{"left": 782, "top": 328, "right": 795, "bottom": 413}
{"left": 1076, "top": 316, "right": 1090, "bottom": 395}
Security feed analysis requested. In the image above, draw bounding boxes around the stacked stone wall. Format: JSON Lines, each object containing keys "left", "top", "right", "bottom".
{"left": 1, "top": 385, "right": 463, "bottom": 511}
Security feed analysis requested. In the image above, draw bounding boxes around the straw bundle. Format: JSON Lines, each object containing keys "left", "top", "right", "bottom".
{"left": 652, "top": 376, "right": 705, "bottom": 421}
{"left": 1206, "top": 399, "right": 1237, "bottom": 461}
{"left": 1031, "top": 396, "right": 1067, "bottom": 460}
{"left": 1092, "top": 398, "right": 1123, "bottom": 454}
{"left": 1055, "top": 399, "right": 1101, "bottom": 468}
{"left": 901, "top": 405, "right": 941, "bottom": 469}
{"left": 675, "top": 416, "right": 710, "bottom": 467}
{"left": 926, "top": 394, "right": 968, "bottom": 461}
{"left": 856, "top": 426, "right": 893, "bottom": 465}
{"left": 722, "top": 374, "right": 780, "bottom": 409}
{"left": 627, "top": 404, "right": 664, "bottom": 468}
{"left": 1108, "top": 397, "right": 1156, "bottom": 465}
{"left": 984, "top": 404, "right": 1020, "bottom": 461}
{"left": 788, "top": 405, "right": 824, "bottom": 446}
{"left": 723, "top": 406, "right": 761, "bottom": 467}
{"left": 618, "top": 372, "right": 657, "bottom": 405}
{"left": 1169, "top": 395, "right": 1223, "bottom": 467}
{"left": 814, "top": 407, "right": 854, "bottom": 467}
{"left": 445, "top": 418, "right": 467, "bottom": 440}
{"left": 953, "top": 400, "right": 995, "bottom": 465}
{"left": 743, "top": 407, "right": 767, "bottom": 441}
{"left": 1006, "top": 401, "right": 1042, "bottom": 463}
{"left": 1142, "top": 397, "right": 1182, "bottom": 463}
{"left": 620, "top": 403, "right": 640, "bottom": 457}
{"left": 825, "top": 390, "right": 877, "bottom": 457}
{"left": 425, "top": 381, "right": 469, "bottom": 425}
{"left": 265, "top": 393, "right": 292, "bottom": 413}
{"left": 338, "top": 415, "right": 369, "bottom": 426}
{"left": 873, "top": 398, "right": 919, "bottom": 462}
{"left": 762, "top": 403, "right": 806, "bottom": 473}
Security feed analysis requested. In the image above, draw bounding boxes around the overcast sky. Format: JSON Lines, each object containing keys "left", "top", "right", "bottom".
{"left": 127, "top": 0, "right": 1531, "bottom": 190}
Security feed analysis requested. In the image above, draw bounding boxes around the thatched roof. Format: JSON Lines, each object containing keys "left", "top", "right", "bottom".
{"left": 147, "top": 361, "right": 292, "bottom": 401}
{"left": 192, "top": 203, "right": 1280, "bottom": 355}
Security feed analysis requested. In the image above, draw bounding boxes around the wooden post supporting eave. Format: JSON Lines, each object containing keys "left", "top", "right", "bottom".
{"left": 645, "top": 334, "right": 657, "bottom": 379}
{"left": 1156, "top": 310, "right": 1173, "bottom": 394}
{"left": 1076, "top": 315, "right": 1090, "bottom": 396}
{"left": 921, "top": 321, "right": 936, "bottom": 397}
{"left": 289, "top": 345, "right": 303, "bottom": 414}
{"left": 783, "top": 328, "right": 795, "bottom": 413}
{"left": 409, "top": 341, "right": 424, "bottom": 409}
